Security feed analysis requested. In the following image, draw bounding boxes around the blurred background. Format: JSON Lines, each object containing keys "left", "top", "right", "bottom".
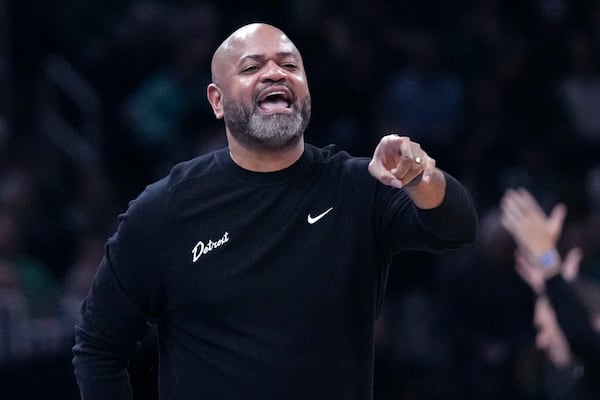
{"left": 0, "top": 0, "right": 599, "bottom": 399}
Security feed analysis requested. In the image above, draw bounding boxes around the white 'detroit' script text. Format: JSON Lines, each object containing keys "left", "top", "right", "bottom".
{"left": 192, "top": 231, "right": 229, "bottom": 263}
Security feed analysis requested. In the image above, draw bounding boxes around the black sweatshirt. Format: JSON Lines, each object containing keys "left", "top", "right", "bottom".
{"left": 73, "top": 144, "right": 477, "bottom": 400}
{"left": 545, "top": 275, "right": 600, "bottom": 396}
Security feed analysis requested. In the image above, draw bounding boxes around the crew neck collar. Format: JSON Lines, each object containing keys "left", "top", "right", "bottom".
{"left": 216, "top": 145, "right": 314, "bottom": 186}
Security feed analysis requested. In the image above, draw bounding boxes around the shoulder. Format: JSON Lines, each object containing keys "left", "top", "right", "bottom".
{"left": 304, "top": 143, "right": 377, "bottom": 199}
{"left": 305, "top": 143, "right": 370, "bottom": 172}
{"left": 123, "top": 148, "right": 227, "bottom": 219}
{"left": 165, "top": 147, "right": 227, "bottom": 191}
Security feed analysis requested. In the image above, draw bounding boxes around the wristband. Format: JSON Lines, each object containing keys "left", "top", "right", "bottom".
{"left": 539, "top": 249, "right": 560, "bottom": 269}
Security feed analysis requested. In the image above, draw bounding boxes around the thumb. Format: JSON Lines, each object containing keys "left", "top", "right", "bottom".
{"left": 548, "top": 203, "right": 567, "bottom": 238}
{"left": 562, "top": 247, "right": 583, "bottom": 282}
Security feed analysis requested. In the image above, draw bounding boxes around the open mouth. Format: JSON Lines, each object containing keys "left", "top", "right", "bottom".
{"left": 257, "top": 87, "right": 293, "bottom": 113}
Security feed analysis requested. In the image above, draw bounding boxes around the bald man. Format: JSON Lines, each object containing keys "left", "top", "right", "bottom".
{"left": 73, "top": 23, "right": 477, "bottom": 400}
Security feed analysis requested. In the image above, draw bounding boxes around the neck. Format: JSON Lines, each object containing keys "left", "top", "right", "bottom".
{"left": 227, "top": 134, "right": 304, "bottom": 172}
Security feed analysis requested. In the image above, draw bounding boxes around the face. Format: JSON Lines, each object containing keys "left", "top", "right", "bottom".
{"left": 208, "top": 24, "right": 311, "bottom": 151}
{"left": 533, "top": 297, "right": 573, "bottom": 368}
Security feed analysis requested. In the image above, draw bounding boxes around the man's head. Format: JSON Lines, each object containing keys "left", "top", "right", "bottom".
{"left": 207, "top": 23, "right": 311, "bottom": 151}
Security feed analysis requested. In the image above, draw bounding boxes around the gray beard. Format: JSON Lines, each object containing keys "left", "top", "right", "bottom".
{"left": 223, "top": 97, "right": 311, "bottom": 151}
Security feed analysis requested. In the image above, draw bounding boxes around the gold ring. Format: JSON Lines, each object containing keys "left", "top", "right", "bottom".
{"left": 414, "top": 157, "right": 422, "bottom": 164}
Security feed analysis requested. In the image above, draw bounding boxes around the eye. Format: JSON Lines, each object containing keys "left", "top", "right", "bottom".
{"left": 281, "top": 63, "right": 298, "bottom": 71}
{"left": 241, "top": 65, "right": 260, "bottom": 74}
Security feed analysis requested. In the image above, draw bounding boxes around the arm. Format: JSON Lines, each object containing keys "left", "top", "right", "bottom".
{"left": 545, "top": 275, "right": 600, "bottom": 380}
{"left": 369, "top": 134, "right": 477, "bottom": 251}
{"left": 73, "top": 254, "right": 152, "bottom": 399}
{"left": 73, "top": 184, "right": 165, "bottom": 399}
{"left": 368, "top": 134, "right": 446, "bottom": 209}
{"left": 500, "top": 187, "right": 566, "bottom": 278}
{"left": 500, "top": 188, "right": 600, "bottom": 377}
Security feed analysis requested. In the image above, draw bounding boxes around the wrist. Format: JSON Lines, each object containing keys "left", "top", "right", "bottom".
{"left": 537, "top": 249, "right": 561, "bottom": 279}
{"left": 538, "top": 249, "right": 560, "bottom": 269}
{"left": 405, "top": 169, "right": 445, "bottom": 209}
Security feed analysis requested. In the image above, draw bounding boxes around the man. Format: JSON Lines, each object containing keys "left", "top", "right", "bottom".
{"left": 500, "top": 188, "right": 600, "bottom": 399}
{"left": 73, "top": 23, "right": 477, "bottom": 399}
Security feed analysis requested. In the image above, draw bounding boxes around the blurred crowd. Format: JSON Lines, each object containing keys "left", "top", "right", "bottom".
{"left": 1, "top": 0, "right": 600, "bottom": 399}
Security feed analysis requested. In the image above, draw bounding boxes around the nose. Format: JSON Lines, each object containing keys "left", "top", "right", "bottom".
{"left": 260, "top": 60, "right": 287, "bottom": 82}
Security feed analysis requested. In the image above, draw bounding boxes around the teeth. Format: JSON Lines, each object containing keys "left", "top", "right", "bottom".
{"left": 260, "top": 89, "right": 290, "bottom": 102}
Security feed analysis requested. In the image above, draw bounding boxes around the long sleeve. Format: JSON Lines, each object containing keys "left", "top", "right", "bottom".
{"left": 73, "top": 182, "right": 166, "bottom": 399}
{"left": 376, "top": 170, "right": 478, "bottom": 254}
{"left": 546, "top": 275, "right": 600, "bottom": 381}
{"left": 72, "top": 146, "right": 479, "bottom": 400}
{"left": 413, "top": 172, "right": 478, "bottom": 248}
{"left": 72, "top": 254, "right": 153, "bottom": 399}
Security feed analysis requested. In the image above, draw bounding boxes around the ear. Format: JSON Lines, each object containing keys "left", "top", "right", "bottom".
{"left": 207, "top": 83, "right": 224, "bottom": 119}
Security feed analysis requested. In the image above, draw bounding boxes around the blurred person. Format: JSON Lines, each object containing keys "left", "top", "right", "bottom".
{"left": 559, "top": 30, "right": 600, "bottom": 144}
{"left": 59, "top": 234, "right": 105, "bottom": 329}
{"left": 0, "top": 208, "right": 65, "bottom": 363}
{"left": 61, "top": 232, "right": 160, "bottom": 400}
{"left": 0, "top": 157, "right": 74, "bottom": 279}
{"left": 559, "top": 166, "right": 600, "bottom": 281}
{"left": 0, "top": 207, "right": 57, "bottom": 318}
{"left": 72, "top": 23, "right": 477, "bottom": 400}
{"left": 77, "top": 1, "right": 179, "bottom": 200}
{"left": 377, "top": 29, "right": 465, "bottom": 167}
{"left": 432, "top": 208, "right": 535, "bottom": 400}
{"left": 500, "top": 187, "right": 600, "bottom": 399}
{"left": 553, "top": 29, "right": 600, "bottom": 176}
{"left": 63, "top": 168, "right": 120, "bottom": 242}
{"left": 121, "top": 4, "right": 220, "bottom": 180}
{"left": 0, "top": 257, "right": 28, "bottom": 360}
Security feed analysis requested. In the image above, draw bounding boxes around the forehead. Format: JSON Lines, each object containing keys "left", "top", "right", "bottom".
{"left": 225, "top": 25, "right": 300, "bottom": 62}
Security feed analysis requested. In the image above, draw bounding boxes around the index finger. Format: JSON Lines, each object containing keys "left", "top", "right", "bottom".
{"left": 397, "top": 137, "right": 414, "bottom": 160}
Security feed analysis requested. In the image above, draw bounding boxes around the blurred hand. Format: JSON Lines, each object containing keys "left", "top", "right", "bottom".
{"left": 515, "top": 247, "right": 583, "bottom": 293}
{"left": 560, "top": 247, "right": 583, "bottom": 283}
{"left": 500, "top": 188, "right": 567, "bottom": 258}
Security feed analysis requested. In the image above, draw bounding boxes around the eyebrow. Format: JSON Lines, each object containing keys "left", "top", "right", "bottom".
{"left": 238, "top": 52, "right": 297, "bottom": 65}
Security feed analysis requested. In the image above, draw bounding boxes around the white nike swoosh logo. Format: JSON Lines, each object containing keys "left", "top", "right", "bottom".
{"left": 307, "top": 207, "right": 334, "bottom": 224}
